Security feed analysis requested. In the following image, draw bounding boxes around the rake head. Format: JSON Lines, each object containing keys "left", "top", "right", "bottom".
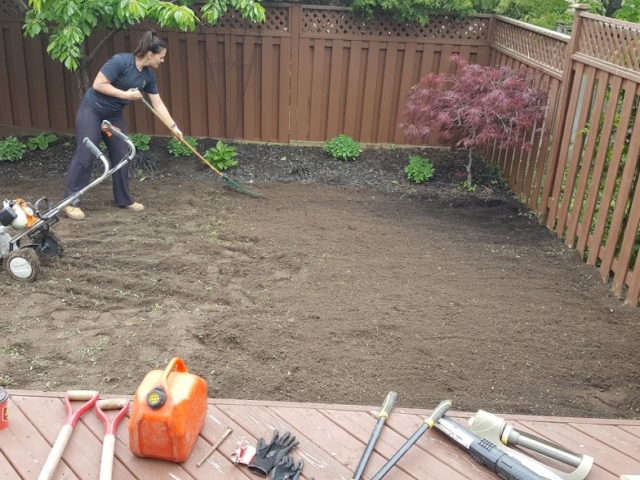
{"left": 222, "top": 174, "right": 263, "bottom": 197}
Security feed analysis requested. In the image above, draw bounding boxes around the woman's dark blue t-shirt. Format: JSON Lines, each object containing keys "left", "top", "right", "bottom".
{"left": 83, "top": 53, "right": 159, "bottom": 118}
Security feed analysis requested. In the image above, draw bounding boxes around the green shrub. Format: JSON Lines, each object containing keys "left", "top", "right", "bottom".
{"left": 405, "top": 155, "right": 435, "bottom": 183}
{"left": 168, "top": 136, "right": 197, "bottom": 157}
{"left": 27, "top": 133, "right": 57, "bottom": 151}
{"left": 130, "top": 133, "right": 151, "bottom": 152}
{"left": 325, "top": 134, "right": 362, "bottom": 161}
{"left": 0, "top": 136, "right": 27, "bottom": 162}
{"left": 204, "top": 140, "right": 238, "bottom": 171}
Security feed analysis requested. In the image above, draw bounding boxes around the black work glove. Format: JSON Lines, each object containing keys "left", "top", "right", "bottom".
{"left": 248, "top": 430, "right": 299, "bottom": 477}
{"left": 270, "top": 456, "right": 304, "bottom": 480}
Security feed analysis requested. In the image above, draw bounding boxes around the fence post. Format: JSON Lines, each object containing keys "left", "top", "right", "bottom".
{"left": 538, "top": 4, "right": 590, "bottom": 226}
{"left": 289, "top": 3, "right": 301, "bottom": 143}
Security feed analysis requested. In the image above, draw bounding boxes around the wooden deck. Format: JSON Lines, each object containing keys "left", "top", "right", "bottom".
{"left": 2, "top": 390, "right": 640, "bottom": 479}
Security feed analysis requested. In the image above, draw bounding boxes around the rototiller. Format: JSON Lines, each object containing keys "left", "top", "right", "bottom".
{"left": 0, "top": 120, "right": 135, "bottom": 281}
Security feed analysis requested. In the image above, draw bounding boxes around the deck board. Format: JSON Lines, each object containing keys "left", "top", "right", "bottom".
{"left": 1, "top": 390, "right": 640, "bottom": 479}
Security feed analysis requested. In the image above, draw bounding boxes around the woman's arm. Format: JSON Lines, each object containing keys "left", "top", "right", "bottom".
{"left": 149, "top": 93, "right": 183, "bottom": 140}
{"left": 93, "top": 72, "right": 141, "bottom": 101}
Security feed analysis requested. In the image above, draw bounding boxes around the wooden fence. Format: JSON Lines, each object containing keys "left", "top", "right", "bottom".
{"left": 1, "top": 3, "right": 640, "bottom": 305}
{"left": 484, "top": 8, "right": 640, "bottom": 305}
{"left": 0, "top": 3, "right": 492, "bottom": 144}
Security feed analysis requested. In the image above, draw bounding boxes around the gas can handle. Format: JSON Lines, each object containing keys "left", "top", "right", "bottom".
{"left": 160, "top": 357, "right": 188, "bottom": 382}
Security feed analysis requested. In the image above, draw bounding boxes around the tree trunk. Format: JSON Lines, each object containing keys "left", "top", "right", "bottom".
{"left": 466, "top": 148, "right": 473, "bottom": 185}
{"left": 72, "top": 62, "right": 92, "bottom": 101}
{"left": 10, "top": 0, "right": 28, "bottom": 15}
{"left": 605, "top": 0, "right": 623, "bottom": 17}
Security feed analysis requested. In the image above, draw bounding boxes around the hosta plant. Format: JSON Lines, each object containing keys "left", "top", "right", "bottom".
{"left": 204, "top": 141, "right": 238, "bottom": 171}
{"left": 130, "top": 134, "right": 151, "bottom": 152}
{"left": 325, "top": 135, "right": 362, "bottom": 161}
{"left": 27, "top": 133, "right": 57, "bottom": 151}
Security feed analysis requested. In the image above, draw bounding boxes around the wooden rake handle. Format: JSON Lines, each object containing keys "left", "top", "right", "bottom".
{"left": 139, "top": 97, "right": 224, "bottom": 178}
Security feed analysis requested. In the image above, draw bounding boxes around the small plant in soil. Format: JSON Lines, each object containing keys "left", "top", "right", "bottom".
{"left": 401, "top": 55, "right": 547, "bottom": 186}
{"left": 0, "top": 136, "right": 27, "bottom": 161}
{"left": 27, "top": 133, "right": 57, "bottom": 151}
{"left": 458, "top": 180, "right": 477, "bottom": 192}
{"left": 130, "top": 133, "right": 151, "bottom": 152}
{"left": 325, "top": 134, "right": 362, "bottom": 161}
{"left": 168, "top": 136, "right": 198, "bottom": 157}
{"left": 204, "top": 141, "right": 238, "bottom": 171}
{"left": 405, "top": 155, "right": 435, "bottom": 183}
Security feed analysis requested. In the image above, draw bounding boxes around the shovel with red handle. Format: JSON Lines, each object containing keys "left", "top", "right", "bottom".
{"left": 95, "top": 398, "right": 129, "bottom": 480}
{"left": 38, "top": 390, "right": 100, "bottom": 480}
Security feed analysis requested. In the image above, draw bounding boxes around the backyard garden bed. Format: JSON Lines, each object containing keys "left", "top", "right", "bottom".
{"left": 1, "top": 135, "right": 639, "bottom": 420}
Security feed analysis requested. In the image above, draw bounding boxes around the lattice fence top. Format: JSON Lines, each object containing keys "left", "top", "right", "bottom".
{"left": 193, "top": 4, "right": 290, "bottom": 34}
{"left": 493, "top": 19, "right": 567, "bottom": 75}
{"left": 0, "top": 1, "right": 23, "bottom": 19}
{"left": 301, "top": 8, "right": 490, "bottom": 41}
{"left": 578, "top": 16, "right": 640, "bottom": 73}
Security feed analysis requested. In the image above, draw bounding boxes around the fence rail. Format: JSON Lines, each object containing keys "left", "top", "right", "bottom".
{"left": 1, "top": 4, "right": 640, "bottom": 305}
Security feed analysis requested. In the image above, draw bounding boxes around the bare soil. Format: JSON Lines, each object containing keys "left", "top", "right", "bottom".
{"left": 1, "top": 135, "right": 639, "bottom": 420}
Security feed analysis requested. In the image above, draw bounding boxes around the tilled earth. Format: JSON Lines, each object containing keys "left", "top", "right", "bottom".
{"left": 0, "top": 135, "right": 639, "bottom": 419}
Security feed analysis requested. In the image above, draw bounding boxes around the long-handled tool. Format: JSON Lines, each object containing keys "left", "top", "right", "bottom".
{"left": 95, "top": 399, "right": 129, "bottom": 480}
{"left": 197, "top": 426, "right": 233, "bottom": 467}
{"left": 352, "top": 391, "right": 397, "bottom": 480}
{"left": 38, "top": 390, "right": 100, "bottom": 480}
{"left": 468, "top": 410, "right": 593, "bottom": 480}
{"left": 371, "top": 399, "right": 452, "bottom": 479}
{"left": 435, "top": 415, "right": 544, "bottom": 480}
{"left": 139, "top": 97, "right": 261, "bottom": 198}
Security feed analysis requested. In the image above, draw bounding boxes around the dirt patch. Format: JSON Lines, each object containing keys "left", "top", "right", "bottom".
{"left": 1, "top": 136, "right": 639, "bottom": 419}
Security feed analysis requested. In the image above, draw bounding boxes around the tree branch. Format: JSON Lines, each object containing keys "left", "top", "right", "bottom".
{"left": 10, "top": 0, "right": 29, "bottom": 15}
{"left": 84, "top": 29, "right": 121, "bottom": 64}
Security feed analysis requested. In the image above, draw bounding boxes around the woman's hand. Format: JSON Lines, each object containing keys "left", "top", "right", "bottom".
{"left": 126, "top": 88, "right": 143, "bottom": 101}
{"left": 172, "top": 126, "right": 183, "bottom": 141}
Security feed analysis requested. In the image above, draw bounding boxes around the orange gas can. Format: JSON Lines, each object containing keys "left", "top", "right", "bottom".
{"left": 128, "top": 357, "right": 208, "bottom": 462}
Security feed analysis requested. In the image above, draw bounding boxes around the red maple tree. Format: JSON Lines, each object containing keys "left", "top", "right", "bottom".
{"left": 401, "top": 55, "right": 547, "bottom": 185}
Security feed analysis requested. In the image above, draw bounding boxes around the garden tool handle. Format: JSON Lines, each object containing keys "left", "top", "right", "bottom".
{"left": 83, "top": 138, "right": 104, "bottom": 159}
{"left": 100, "top": 120, "right": 137, "bottom": 161}
{"left": 39, "top": 391, "right": 99, "bottom": 480}
{"left": 38, "top": 424, "right": 74, "bottom": 480}
{"left": 95, "top": 399, "right": 128, "bottom": 480}
{"left": 377, "top": 391, "right": 398, "bottom": 420}
{"left": 353, "top": 391, "right": 398, "bottom": 480}
{"left": 140, "top": 97, "right": 224, "bottom": 178}
{"left": 99, "top": 434, "right": 117, "bottom": 480}
{"left": 65, "top": 391, "right": 100, "bottom": 426}
{"left": 101, "top": 120, "right": 127, "bottom": 143}
{"left": 370, "top": 399, "right": 451, "bottom": 480}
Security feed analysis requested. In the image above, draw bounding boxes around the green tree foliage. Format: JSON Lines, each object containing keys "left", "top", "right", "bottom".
{"left": 493, "top": 0, "right": 573, "bottom": 29}
{"left": 349, "top": 0, "right": 474, "bottom": 24}
{"left": 469, "top": 0, "right": 573, "bottom": 29}
{"left": 16, "top": 0, "right": 265, "bottom": 98}
{"left": 612, "top": 0, "right": 640, "bottom": 21}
